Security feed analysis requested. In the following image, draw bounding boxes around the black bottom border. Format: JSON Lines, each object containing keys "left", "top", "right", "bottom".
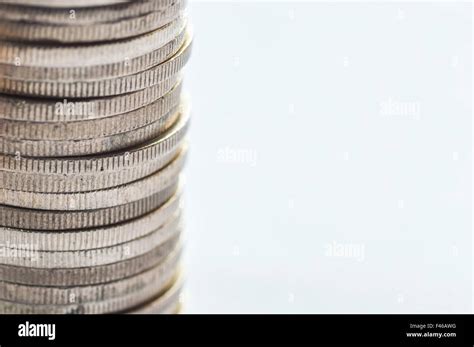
{"left": 0, "top": 314, "right": 472, "bottom": 345}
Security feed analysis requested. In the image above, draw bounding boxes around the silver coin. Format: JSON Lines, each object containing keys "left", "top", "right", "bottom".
{"left": 0, "top": 144, "right": 185, "bottom": 194}
{"left": 0, "top": 0, "right": 179, "bottom": 25}
{"left": 0, "top": 190, "right": 181, "bottom": 252}
{"left": 0, "top": 243, "right": 182, "bottom": 305}
{"left": 0, "top": 103, "right": 182, "bottom": 157}
{"left": 0, "top": 0, "right": 128, "bottom": 7}
{"left": 0, "top": 211, "right": 182, "bottom": 268}
{"left": 0, "top": 35, "right": 191, "bottom": 97}
{"left": 127, "top": 274, "right": 183, "bottom": 314}
{"left": 0, "top": 145, "right": 186, "bottom": 210}
{"left": 0, "top": 114, "right": 189, "bottom": 193}
{"left": 0, "top": 81, "right": 182, "bottom": 141}
{"left": 0, "top": 235, "right": 180, "bottom": 286}
{"left": 0, "top": 263, "right": 181, "bottom": 314}
{"left": 0, "top": 16, "right": 185, "bottom": 68}
{"left": 0, "top": 179, "right": 179, "bottom": 230}
{"left": 0, "top": 74, "right": 179, "bottom": 122}
{"left": 0, "top": 1, "right": 185, "bottom": 43}
{"left": 0, "top": 18, "right": 187, "bottom": 80}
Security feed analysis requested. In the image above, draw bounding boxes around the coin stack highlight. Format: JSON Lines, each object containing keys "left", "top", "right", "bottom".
{"left": 0, "top": 0, "right": 191, "bottom": 314}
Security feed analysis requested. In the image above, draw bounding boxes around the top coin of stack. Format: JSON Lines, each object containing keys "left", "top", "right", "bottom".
{"left": 0, "top": 0, "right": 191, "bottom": 314}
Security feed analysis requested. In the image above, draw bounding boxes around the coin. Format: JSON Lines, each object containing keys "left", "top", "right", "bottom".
{"left": 0, "top": 34, "right": 192, "bottom": 97}
{"left": 0, "top": 147, "right": 186, "bottom": 210}
{"left": 0, "top": 16, "right": 185, "bottom": 67}
{"left": 127, "top": 274, "right": 183, "bottom": 314}
{"left": 0, "top": 0, "right": 180, "bottom": 25}
{"left": 0, "top": 17, "right": 187, "bottom": 79}
{"left": 0, "top": 0, "right": 185, "bottom": 43}
{"left": 0, "top": 74, "right": 179, "bottom": 122}
{"left": 0, "top": 236, "right": 181, "bottom": 287}
{"left": 0, "top": 211, "right": 182, "bottom": 268}
{"left": 0, "top": 81, "right": 182, "bottom": 141}
{"left": 0, "top": 190, "right": 181, "bottom": 251}
{"left": 0, "top": 243, "right": 182, "bottom": 305}
{"left": 0, "top": 180, "right": 179, "bottom": 230}
{"left": 0, "top": 104, "right": 182, "bottom": 157}
{"left": 0, "top": 0, "right": 127, "bottom": 7}
{"left": 0, "top": 264, "right": 182, "bottom": 314}
{"left": 0, "top": 116, "right": 189, "bottom": 193}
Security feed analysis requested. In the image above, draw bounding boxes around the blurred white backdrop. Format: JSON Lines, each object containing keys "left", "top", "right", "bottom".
{"left": 182, "top": 1, "right": 472, "bottom": 313}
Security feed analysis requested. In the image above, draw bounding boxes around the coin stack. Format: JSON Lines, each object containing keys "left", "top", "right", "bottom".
{"left": 0, "top": 0, "right": 191, "bottom": 314}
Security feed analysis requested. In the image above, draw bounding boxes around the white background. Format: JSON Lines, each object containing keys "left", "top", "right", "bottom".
{"left": 183, "top": 1, "right": 472, "bottom": 313}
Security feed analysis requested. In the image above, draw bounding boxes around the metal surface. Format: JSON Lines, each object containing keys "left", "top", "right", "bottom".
{"left": 0, "top": 0, "right": 191, "bottom": 314}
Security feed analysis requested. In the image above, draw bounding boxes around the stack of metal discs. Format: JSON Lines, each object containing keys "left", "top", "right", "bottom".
{"left": 0, "top": 0, "right": 191, "bottom": 314}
